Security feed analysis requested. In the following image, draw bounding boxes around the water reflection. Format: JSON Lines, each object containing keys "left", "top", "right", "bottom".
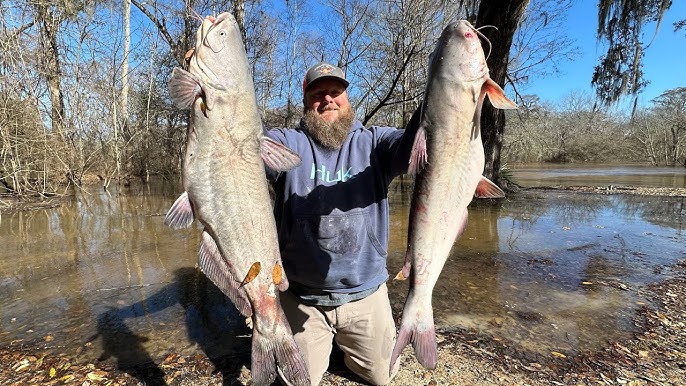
{"left": 0, "top": 182, "right": 250, "bottom": 371}
{"left": 0, "top": 176, "right": 684, "bottom": 368}
{"left": 387, "top": 188, "right": 685, "bottom": 357}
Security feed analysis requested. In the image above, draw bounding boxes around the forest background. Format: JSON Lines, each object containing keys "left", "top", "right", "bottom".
{"left": 1, "top": 0, "right": 684, "bottom": 197}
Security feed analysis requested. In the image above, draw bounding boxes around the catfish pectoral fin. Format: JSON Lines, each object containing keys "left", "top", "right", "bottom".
{"left": 168, "top": 67, "right": 203, "bottom": 109}
{"left": 260, "top": 137, "right": 302, "bottom": 171}
{"left": 474, "top": 176, "right": 505, "bottom": 198}
{"left": 408, "top": 126, "right": 428, "bottom": 175}
{"left": 164, "top": 191, "right": 194, "bottom": 229}
{"left": 483, "top": 78, "right": 518, "bottom": 110}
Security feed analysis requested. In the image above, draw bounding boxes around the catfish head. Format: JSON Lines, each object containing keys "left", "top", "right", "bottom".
{"left": 190, "top": 12, "right": 247, "bottom": 92}
{"left": 428, "top": 20, "right": 489, "bottom": 88}
{"left": 169, "top": 12, "right": 250, "bottom": 112}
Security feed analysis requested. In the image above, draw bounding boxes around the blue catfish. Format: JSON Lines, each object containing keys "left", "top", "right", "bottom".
{"left": 164, "top": 12, "right": 309, "bottom": 386}
{"left": 391, "top": 20, "right": 518, "bottom": 370}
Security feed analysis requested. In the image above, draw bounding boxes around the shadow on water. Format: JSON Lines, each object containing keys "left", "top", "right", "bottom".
{"left": 93, "top": 267, "right": 251, "bottom": 385}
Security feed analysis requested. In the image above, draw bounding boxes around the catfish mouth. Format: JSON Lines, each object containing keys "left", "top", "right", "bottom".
{"left": 191, "top": 15, "right": 231, "bottom": 91}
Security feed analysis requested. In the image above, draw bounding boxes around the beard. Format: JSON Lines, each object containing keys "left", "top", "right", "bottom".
{"left": 303, "top": 105, "right": 355, "bottom": 149}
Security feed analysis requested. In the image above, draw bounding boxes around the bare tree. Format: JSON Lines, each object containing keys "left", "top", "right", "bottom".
{"left": 351, "top": 0, "right": 464, "bottom": 127}
{"left": 32, "top": 1, "right": 67, "bottom": 141}
{"left": 627, "top": 111, "right": 662, "bottom": 165}
{"left": 130, "top": 0, "right": 199, "bottom": 66}
{"left": 651, "top": 87, "right": 686, "bottom": 166}
{"left": 119, "top": 0, "right": 131, "bottom": 181}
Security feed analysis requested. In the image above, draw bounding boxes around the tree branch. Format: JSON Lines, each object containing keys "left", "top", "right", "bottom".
{"left": 362, "top": 47, "right": 417, "bottom": 125}
{"left": 130, "top": 0, "right": 182, "bottom": 66}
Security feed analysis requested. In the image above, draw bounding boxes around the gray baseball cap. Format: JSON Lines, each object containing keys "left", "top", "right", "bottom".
{"left": 302, "top": 62, "right": 349, "bottom": 92}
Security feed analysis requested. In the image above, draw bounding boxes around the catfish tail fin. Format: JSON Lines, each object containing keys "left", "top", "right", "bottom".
{"left": 251, "top": 314, "right": 309, "bottom": 386}
{"left": 390, "top": 301, "right": 437, "bottom": 373}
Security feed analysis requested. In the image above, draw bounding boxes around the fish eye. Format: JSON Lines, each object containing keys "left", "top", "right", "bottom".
{"left": 219, "top": 31, "right": 226, "bottom": 37}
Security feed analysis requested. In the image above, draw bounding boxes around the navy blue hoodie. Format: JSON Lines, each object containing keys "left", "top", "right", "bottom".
{"left": 266, "top": 117, "right": 417, "bottom": 306}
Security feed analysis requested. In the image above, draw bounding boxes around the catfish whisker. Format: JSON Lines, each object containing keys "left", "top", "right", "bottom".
{"left": 474, "top": 27, "right": 493, "bottom": 60}
{"left": 187, "top": 7, "right": 203, "bottom": 22}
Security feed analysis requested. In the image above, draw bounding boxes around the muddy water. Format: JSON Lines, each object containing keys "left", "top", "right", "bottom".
{"left": 0, "top": 168, "right": 684, "bottom": 367}
{"left": 511, "top": 163, "right": 686, "bottom": 188}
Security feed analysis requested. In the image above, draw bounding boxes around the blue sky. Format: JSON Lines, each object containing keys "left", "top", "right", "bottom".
{"left": 520, "top": 0, "right": 685, "bottom": 110}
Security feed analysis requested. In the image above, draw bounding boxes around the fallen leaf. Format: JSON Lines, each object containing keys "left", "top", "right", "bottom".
{"left": 87, "top": 370, "right": 107, "bottom": 381}
{"left": 551, "top": 351, "right": 567, "bottom": 358}
{"left": 14, "top": 360, "right": 30, "bottom": 372}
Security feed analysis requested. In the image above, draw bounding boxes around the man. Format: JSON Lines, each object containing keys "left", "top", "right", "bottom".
{"left": 265, "top": 62, "right": 419, "bottom": 385}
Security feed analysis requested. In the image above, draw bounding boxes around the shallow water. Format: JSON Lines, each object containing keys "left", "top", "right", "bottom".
{"left": 0, "top": 168, "right": 684, "bottom": 367}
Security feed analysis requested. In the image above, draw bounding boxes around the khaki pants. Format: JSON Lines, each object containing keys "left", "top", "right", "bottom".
{"left": 279, "top": 283, "right": 399, "bottom": 386}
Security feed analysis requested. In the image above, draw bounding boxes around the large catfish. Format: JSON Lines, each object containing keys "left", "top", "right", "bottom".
{"left": 391, "top": 20, "right": 517, "bottom": 370}
{"left": 164, "top": 12, "right": 309, "bottom": 386}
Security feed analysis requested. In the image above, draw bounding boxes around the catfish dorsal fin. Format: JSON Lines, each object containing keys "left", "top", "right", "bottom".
{"left": 483, "top": 78, "right": 518, "bottom": 110}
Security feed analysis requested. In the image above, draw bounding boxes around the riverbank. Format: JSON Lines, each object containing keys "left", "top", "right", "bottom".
{"left": 0, "top": 194, "right": 66, "bottom": 213}
{"left": 527, "top": 185, "right": 686, "bottom": 197}
{"left": 1, "top": 260, "right": 684, "bottom": 385}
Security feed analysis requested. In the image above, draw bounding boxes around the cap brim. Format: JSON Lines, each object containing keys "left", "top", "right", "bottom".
{"left": 304, "top": 76, "right": 349, "bottom": 91}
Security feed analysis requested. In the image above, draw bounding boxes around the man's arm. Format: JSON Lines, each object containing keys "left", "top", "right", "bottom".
{"left": 380, "top": 105, "right": 423, "bottom": 178}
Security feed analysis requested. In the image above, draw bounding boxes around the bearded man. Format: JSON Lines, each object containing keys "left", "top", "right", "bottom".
{"left": 265, "top": 62, "right": 419, "bottom": 386}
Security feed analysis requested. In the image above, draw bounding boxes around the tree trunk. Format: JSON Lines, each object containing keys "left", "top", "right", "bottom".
{"left": 476, "top": 0, "right": 529, "bottom": 187}
{"left": 122, "top": 0, "right": 133, "bottom": 177}
{"left": 34, "top": 3, "right": 66, "bottom": 141}
{"left": 233, "top": 0, "right": 247, "bottom": 49}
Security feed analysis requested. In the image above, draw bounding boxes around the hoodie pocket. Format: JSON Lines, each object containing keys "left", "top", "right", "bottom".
{"left": 293, "top": 210, "right": 386, "bottom": 258}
